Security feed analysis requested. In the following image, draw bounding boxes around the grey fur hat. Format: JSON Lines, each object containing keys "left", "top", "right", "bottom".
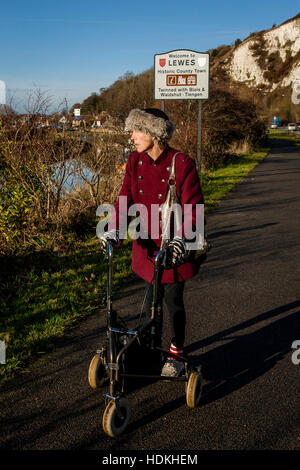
{"left": 125, "top": 108, "right": 175, "bottom": 142}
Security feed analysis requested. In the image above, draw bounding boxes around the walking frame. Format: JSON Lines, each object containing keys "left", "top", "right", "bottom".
{"left": 88, "top": 241, "right": 203, "bottom": 438}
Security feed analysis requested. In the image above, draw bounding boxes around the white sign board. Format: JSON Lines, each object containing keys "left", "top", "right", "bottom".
{"left": 154, "top": 50, "right": 209, "bottom": 100}
{"left": 74, "top": 108, "right": 81, "bottom": 116}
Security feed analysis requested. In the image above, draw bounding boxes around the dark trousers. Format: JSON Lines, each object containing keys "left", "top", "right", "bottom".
{"left": 143, "top": 281, "right": 186, "bottom": 349}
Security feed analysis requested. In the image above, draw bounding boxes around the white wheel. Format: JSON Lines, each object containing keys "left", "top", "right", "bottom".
{"left": 102, "top": 398, "right": 131, "bottom": 437}
{"left": 88, "top": 353, "right": 108, "bottom": 389}
{"left": 186, "top": 371, "right": 202, "bottom": 408}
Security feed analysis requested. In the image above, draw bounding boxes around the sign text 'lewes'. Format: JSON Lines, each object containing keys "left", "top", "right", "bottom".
{"left": 154, "top": 50, "right": 209, "bottom": 100}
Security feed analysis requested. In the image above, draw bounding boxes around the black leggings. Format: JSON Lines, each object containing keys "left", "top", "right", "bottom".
{"left": 143, "top": 281, "right": 186, "bottom": 349}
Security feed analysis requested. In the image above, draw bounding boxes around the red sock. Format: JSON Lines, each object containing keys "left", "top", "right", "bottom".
{"left": 168, "top": 343, "right": 183, "bottom": 360}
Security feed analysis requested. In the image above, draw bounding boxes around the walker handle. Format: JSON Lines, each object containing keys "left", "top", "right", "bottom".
{"left": 152, "top": 248, "right": 167, "bottom": 309}
{"left": 106, "top": 241, "right": 113, "bottom": 323}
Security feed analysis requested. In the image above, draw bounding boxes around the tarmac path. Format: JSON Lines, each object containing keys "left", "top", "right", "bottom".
{"left": 0, "top": 138, "right": 299, "bottom": 453}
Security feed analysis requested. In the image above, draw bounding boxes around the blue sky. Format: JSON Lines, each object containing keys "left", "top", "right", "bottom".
{"left": 0, "top": 1, "right": 299, "bottom": 112}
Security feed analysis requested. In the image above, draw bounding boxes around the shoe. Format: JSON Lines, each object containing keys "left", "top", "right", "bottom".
{"left": 161, "top": 358, "right": 185, "bottom": 377}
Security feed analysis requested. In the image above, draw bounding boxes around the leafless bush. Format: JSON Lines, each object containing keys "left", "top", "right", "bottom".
{"left": 168, "top": 85, "right": 266, "bottom": 170}
{"left": 0, "top": 90, "right": 130, "bottom": 253}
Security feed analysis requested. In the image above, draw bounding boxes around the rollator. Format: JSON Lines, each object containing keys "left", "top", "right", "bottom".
{"left": 88, "top": 241, "right": 203, "bottom": 438}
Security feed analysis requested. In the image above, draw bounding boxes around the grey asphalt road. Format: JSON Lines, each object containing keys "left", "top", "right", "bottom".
{"left": 0, "top": 138, "right": 299, "bottom": 453}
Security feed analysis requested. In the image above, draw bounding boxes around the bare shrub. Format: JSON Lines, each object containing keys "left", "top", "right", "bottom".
{"left": 228, "top": 138, "right": 252, "bottom": 155}
{"left": 0, "top": 89, "right": 130, "bottom": 253}
{"left": 168, "top": 85, "right": 266, "bottom": 170}
{"left": 75, "top": 130, "right": 130, "bottom": 206}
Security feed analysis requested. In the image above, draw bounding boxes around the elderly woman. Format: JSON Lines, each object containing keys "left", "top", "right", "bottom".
{"left": 100, "top": 108, "right": 205, "bottom": 377}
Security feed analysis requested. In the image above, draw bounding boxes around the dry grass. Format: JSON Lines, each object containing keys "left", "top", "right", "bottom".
{"left": 228, "top": 138, "right": 252, "bottom": 155}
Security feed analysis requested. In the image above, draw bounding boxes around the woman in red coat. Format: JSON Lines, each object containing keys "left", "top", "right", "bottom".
{"left": 100, "top": 108, "right": 205, "bottom": 376}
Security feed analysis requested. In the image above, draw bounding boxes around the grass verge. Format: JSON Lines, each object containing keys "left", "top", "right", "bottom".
{"left": 201, "top": 147, "right": 270, "bottom": 210}
{"left": 0, "top": 146, "right": 270, "bottom": 386}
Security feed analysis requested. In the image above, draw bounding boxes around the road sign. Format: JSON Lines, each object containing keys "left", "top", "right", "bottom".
{"left": 154, "top": 50, "right": 209, "bottom": 100}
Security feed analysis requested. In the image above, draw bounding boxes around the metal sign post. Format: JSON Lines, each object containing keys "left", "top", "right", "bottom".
{"left": 154, "top": 50, "right": 209, "bottom": 173}
{"left": 197, "top": 100, "right": 202, "bottom": 174}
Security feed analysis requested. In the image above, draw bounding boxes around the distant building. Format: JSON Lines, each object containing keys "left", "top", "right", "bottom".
{"left": 92, "top": 118, "right": 102, "bottom": 128}
{"left": 72, "top": 115, "right": 85, "bottom": 127}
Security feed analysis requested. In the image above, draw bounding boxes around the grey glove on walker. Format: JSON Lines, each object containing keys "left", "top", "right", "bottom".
{"left": 163, "top": 236, "right": 186, "bottom": 269}
{"left": 100, "top": 229, "right": 120, "bottom": 253}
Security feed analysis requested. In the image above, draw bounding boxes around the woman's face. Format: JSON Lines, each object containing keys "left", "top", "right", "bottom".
{"left": 131, "top": 130, "right": 154, "bottom": 153}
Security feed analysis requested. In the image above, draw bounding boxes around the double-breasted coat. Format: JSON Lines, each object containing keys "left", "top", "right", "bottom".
{"left": 110, "top": 145, "right": 205, "bottom": 284}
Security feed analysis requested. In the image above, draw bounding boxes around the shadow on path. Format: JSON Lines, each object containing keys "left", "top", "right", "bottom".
{"left": 185, "top": 301, "right": 299, "bottom": 405}
{"left": 85, "top": 300, "right": 299, "bottom": 446}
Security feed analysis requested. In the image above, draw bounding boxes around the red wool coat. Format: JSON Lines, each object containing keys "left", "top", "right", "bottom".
{"left": 111, "top": 145, "right": 205, "bottom": 283}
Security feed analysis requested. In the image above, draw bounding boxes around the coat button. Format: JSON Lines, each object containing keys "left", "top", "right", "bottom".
{"left": 158, "top": 194, "right": 162, "bottom": 199}
{"left": 166, "top": 166, "right": 171, "bottom": 171}
{"left": 138, "top": 160, "right": 143, "bottom": 165}
{"left": 138, "top": 175, "right": 143, "bottom": 180}
{"left": 139, "top": 189, "right": 144, "bottom": 194}
{"left": 161, "top": 178, "right": 166, "bottom": 183}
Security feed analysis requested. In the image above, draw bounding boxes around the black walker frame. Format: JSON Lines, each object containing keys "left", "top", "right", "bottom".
{"left": 88, "top": 241, "right": 203, "bottom": 437}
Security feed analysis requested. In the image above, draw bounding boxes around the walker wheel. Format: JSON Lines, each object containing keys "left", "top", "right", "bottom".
{"left": 88, "top": 353, "right": 108, "bottom": 389}
{"left": 102, "top": 398, "right": 131, "bottom": 437}
{"left": 186, "top": 370, "right": 203, "bottom": 408}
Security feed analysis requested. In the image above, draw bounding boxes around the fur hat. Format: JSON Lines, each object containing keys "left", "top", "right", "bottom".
{"left": 125, "top": 108, "right": 175, "bottom": 142}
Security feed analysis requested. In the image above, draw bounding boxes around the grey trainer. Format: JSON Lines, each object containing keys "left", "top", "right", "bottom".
{"left": 161, "top": 358, "right": 185, "bottom": 377}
